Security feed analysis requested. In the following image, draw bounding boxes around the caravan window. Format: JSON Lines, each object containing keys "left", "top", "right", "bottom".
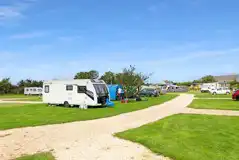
{"left": 66, "top": 85, "right": 73, "bottom": 91}
{"left": 44, "top": 85, "right": 49, "bottom": 93}
{"left": 38, "top": 89, "right": 42, "bottom": 92}
{"left": 33, "top": 89, "right": 36, "bottom": 92}
{"left": 93, "top": 84, "right": 108, "bottom": 95}
{"left": 78, "top": 86, "right": 86, "bottom": 93}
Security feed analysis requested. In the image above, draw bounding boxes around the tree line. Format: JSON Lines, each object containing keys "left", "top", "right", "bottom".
{"left": 0, "top": 78, "right": 43, "bottom": 94}
{"left": 175, "top": 75, "right": 217, "bottom": 86}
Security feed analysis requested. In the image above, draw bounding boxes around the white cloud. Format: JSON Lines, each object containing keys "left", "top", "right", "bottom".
{"left": 0, "top": 46, "right": 238, "bottom": 83}
{"left": 9, "top": 31, "right": 47, "bottom": 39}
{"left": 0, "top": 0, "right": 37, "bottom": 22}
{"left": 0, "top": 7, "right": 22, "bottom": 19}
{"left": 139, "top": 48, "right": 239, "bottom": 66}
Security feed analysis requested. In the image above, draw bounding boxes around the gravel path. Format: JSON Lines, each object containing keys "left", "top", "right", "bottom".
{"left": 182, "top": 108, "right": 239, "bottom": 116}
{"left": 0, "top": 94, "right": 193, "bottom": 160}
{"left": 0, "top": 100, "right": 43, "bottom": 104}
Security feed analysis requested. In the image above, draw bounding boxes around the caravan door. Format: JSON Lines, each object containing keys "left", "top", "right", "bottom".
{"left": 65, "top": 84, "right": 74, "bottom": 104}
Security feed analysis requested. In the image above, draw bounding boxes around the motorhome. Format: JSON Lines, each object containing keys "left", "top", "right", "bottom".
{"left": 200, "top": 82, "right": 225, "bottom": 93}
{"left": 43, "top": 79, "right": 110, "bottom": 109}
{"left": 24, "top": 87, "right": 43, "bottom": 95}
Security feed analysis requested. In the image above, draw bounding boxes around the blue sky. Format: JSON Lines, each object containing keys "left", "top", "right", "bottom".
{"left": 0, "top": 0, "right": 238, "bottom": 83}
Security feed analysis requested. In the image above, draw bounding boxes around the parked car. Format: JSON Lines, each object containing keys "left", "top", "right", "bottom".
{"left": 140, "top": 88, "right": 159, "bottom": 97}
{"left": 210, "top": 88, "right": 231, "bottom": 95}
{"left": 232, "top": 90, "right": 239, "bottom": 100}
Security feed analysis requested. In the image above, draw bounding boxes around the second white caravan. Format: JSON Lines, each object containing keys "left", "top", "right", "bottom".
{"left": 43, "top": 79, "right": 110, "bottom": 108}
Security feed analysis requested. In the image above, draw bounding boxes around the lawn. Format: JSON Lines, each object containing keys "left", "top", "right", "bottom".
{"left": 0, "top": 95, "right": 177, "bottom": 130}
{"left": 0, "top": 94, "right": 28, "bottom": 99}
{"left": 0, "top": 103, "right": 28, "bottom": 108}
{"left": 116, "top": 114, "right": 239, "bottom": 160}
{"left": 15, "top": 152, "right": 55, "bottom": 160}
{"left": 189, "top": 99, "right": 239, "bottom": 110}
{"left": 193, "top": 92, "right": 231, "bottom": 98}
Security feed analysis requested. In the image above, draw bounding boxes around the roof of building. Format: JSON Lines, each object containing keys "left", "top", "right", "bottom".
{"left": 214, "top": 74, "right": 238, "bottom": 82}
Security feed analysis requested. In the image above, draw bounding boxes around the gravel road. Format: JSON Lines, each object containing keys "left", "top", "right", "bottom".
{"left": 0, "top": 94, "right": 193, "bottom": 160}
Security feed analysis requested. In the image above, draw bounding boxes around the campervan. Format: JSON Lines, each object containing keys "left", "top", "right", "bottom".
{"left": 200, "top": 83, "right": 218, "bottom": 93}
{"left": 43, "top": 79, "right": 109, "bottom": 108}
{"left": 24, "top": 87, "right": 43, "bottom": 95}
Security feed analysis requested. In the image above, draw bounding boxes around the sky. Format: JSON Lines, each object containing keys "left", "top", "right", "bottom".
{"left": 0, "top": 0, "right": 239, "bottom": 83}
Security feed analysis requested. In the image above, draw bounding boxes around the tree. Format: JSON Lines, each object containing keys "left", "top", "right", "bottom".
{"left": 230, "top": 80, "right": 239, "bottom": 89}
{"left": 100, "top": 71, "right": 116, "bottom": 84}
{"left": 193, "top": 79, "right": 202, "bottom": 83}
{"left": 74, "top": 72, "right": 90, "bottom": 79}
{"left": 89, "top": 70, "right": 99, "bottom": 79}
{"left": 74, "top": 70, "right": 99, "bottom": 79}
{"left": 0, "top": 78, "right": 12, "bottom": 94}
{"left": 176, "top": 81, "right": 192, "bottom": 86}
{"left": 115, "top": 65, "right": 150, "bottom": 98}
{"left": 201, "top": 75, "right": 216, "bottom": 83}
{"left": 17, "top": 79, "right": 43, "bottom": 93}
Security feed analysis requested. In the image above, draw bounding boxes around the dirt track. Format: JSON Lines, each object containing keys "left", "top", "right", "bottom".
{"left": 0, "top": 94, "right": 193, "bottom": 160}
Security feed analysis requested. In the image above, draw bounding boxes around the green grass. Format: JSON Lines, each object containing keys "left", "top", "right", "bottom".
{"left": 116, "top": 114, "right": 239, "bottom": 160}
{"left": 0, "top": 95, "right": 177, "bottom": 130}
{"left": 15, "top": 152, "right": 55, "bottom": 160}
{"left": 189, "top": 99, "right": 239, "bottom": 110}
{"left": 0, "top": 94, "right": 42, "bottom": 101}
{"left": 0, "top": 94, "right": 28, "bottom": 98}
{"left": 193, "top": 92, "right": 231, "bottom": 98}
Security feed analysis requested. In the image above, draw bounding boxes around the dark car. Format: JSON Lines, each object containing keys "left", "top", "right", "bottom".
{"left": 140, "top": 88, "right": 159, "bottom": 97}
{"left": 232, "top": 90, "right": 239, "bottom": 101}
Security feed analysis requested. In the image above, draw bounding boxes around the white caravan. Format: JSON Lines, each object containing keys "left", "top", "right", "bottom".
{"left": 43, "top": 79, "right": 109, "bottom": 108}
{"left": 24, "top": 87, "right": 43, "bottom": 95}
{"left": 200, "top": 82, "right": 218, "bottom": 92}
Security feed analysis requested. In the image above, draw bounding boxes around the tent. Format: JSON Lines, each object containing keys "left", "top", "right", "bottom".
{"left": 107, "top": 84, "right": 123, "bottom": 101}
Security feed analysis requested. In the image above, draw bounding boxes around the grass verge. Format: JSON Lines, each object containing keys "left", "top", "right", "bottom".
{"left": 0, "top": 95, "right": 177, "bottom": 130}
{"left": 193, "top": 93, "right": 231, "bottom": 98}
{"left": 15, "top": 152, "right": 55, "bottom": 160}
{"left": 189, "top": 99, "right": 239, "bottom": 110}
{"left": 0, "top": 94, "right": 28, "bottom": 99}
{"left": 116, "top": 114, "right": 239, "bottom": 160}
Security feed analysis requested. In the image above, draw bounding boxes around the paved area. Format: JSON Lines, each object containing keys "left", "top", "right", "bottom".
{"left": 0, "top": 94, "right": 194, "bottom": 160}
{"left": 0, "top": 100, "right": 43, "bottom": 104}
{"left": 182, "top": 108, "right": 239, "bottom": 116}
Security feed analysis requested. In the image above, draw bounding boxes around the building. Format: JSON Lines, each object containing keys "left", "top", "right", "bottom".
{"left": 214, "top": 74, "right": 239, "bottom": 83}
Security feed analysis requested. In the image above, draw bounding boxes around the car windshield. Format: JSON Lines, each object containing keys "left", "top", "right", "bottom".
{"left": 93, "top": 84, "right": 108, "bottom": 95}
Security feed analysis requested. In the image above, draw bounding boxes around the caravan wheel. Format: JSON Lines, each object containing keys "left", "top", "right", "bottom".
{"left": 64, "top": 101, "right": 70, "bottom": 108}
